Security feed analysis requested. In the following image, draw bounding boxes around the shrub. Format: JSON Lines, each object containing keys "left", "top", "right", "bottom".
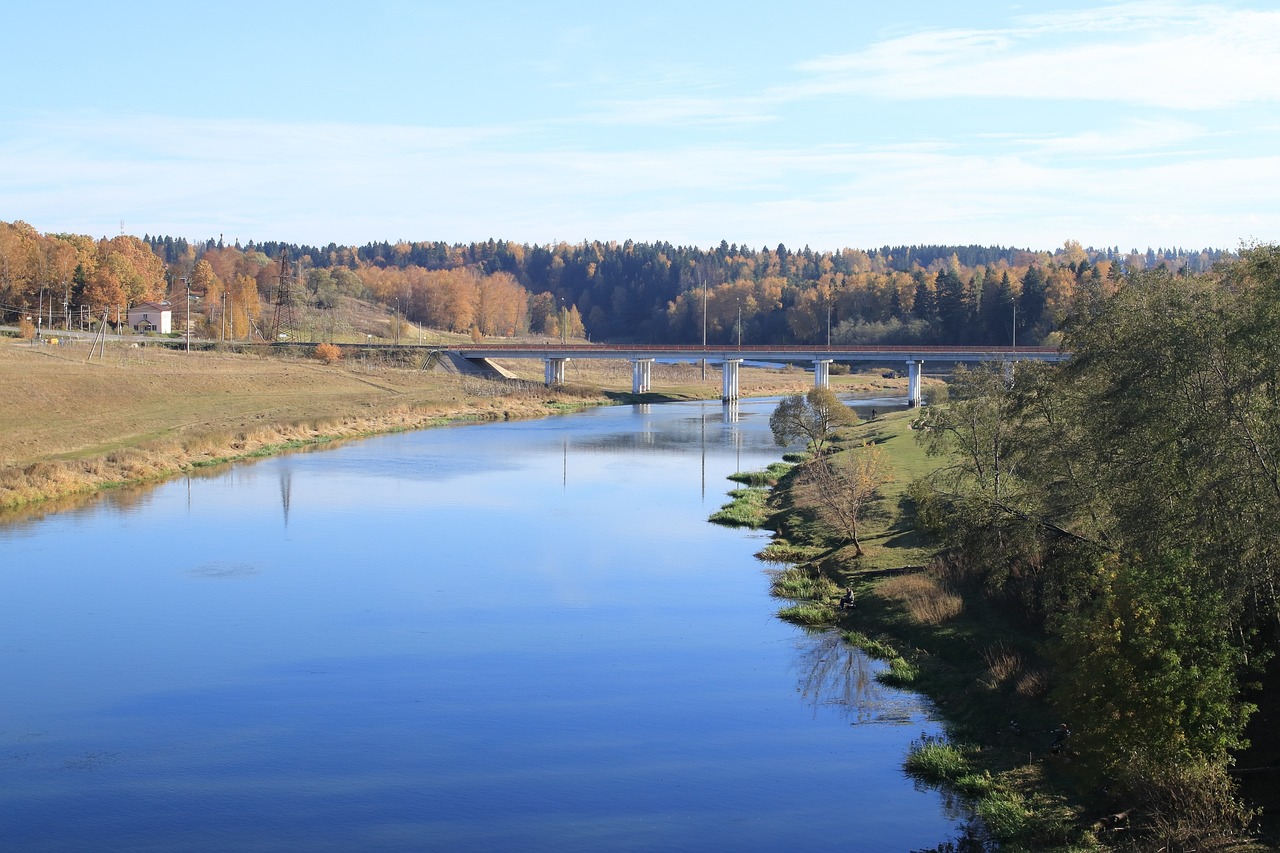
{"left": 1125, "top": 760, "right": 1257, "bottom": 850}
{"left": 18, "top": 316, "right": 36, "bottom": 339}
{"left": 314, "top": 342, "right": 342, "bottom": 364}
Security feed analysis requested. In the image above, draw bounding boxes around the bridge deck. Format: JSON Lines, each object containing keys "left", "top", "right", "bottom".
{"left": 448, "top": 343, "right": 1068, "bottom": 362}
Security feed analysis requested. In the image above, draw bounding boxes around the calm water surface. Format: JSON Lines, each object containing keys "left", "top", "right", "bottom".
{"left": 0, "top": 398, "right": 960, "bottom": 851}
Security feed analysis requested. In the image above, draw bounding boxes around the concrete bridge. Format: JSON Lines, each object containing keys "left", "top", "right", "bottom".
{"left": 449, "top": 344, "right": 1068, "bottom": 406}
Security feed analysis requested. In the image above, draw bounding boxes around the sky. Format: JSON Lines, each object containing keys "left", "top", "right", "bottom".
{"left": 2, "top": 0, "right": 1278, "bottom": 253}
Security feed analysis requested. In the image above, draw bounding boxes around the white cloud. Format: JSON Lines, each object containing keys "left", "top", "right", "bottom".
{"left": 3, "top": 106, "right": 1275, "bottom": 251}
{"left": 1008, "top": 118, "right": 1210, "bottom": 157}
{"left": 792, "top": 3, "right": 1280, "bottom": 109}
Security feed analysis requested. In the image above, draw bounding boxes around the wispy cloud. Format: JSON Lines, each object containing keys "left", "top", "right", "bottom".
{"left": 4, "top": 108, "right": 1273, "bottom": 250}
{"left": 2, "top": 2, "right": 1276, "bottom": 251}
{"left": 792, "top": 2, "right": 1280, "bottom": 109}
{"left": 1003, "top": 118, "right": 1212, "bottom": 158}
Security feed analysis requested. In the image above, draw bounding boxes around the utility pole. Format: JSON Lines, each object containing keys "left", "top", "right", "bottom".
{"left": 182, "top": 277, "right": 191, "bottom": 353}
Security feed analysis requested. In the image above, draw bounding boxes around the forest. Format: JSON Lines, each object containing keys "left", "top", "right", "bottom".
{"left": 0, "top": 219, "right": 1234, "bottom": 348}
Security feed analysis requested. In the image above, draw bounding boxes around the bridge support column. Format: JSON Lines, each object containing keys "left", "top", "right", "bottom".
{"left": 722, "top": 359, "right": 742, "bottom": 402}
{"left": 813, "top": 359, "right": 832, "bottom": 390}
{"left": 545, "top": 357, "right": 569, "bottom": 386}
{"left": 906, "top": 360, "right": 924, "bottom": 407}
{"left": 630, "top": 358, "right": 653, "bottom": 394}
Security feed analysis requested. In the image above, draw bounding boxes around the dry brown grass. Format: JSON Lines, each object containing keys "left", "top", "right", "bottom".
{"left": 2, "top": 339, "right": 898, "bottom": 511}
{"left": 1014, "top": 669, "right": 1050, "bottom": 699}
{"left": 876, "top": 572, "right": 965, "bottom": 625}
{"left": 980, "top": 642, "right": 1026, "bottom": 689}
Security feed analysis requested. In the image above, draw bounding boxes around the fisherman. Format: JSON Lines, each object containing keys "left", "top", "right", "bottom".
{"left": 1051, "top": 723, "right": 1071, "bottom": 755}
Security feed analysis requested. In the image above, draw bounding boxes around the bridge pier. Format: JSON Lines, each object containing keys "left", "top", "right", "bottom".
{"left": 813, "top": 359, "right": 832, "bottom": 390}
{"left": 630, "top": 358, "right": 653, "bottom": 394}
{"left": 545, "top": 357, "right": 569, "bottom": 386}
{"left": 906, "top": 360, "right": 924, "bottom": 406}
{"left": 722, "top": 359, "right": 742, "bottom": 401}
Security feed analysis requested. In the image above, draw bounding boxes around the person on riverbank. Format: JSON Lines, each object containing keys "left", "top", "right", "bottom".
{"left": 1051, "top": 723, "right": 1071, "bottom": 756}
{"left": 839, "top": 587, "right": 856, "bottom": 611}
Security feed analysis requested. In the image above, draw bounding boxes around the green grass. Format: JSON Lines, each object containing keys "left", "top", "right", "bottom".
{"left": 904, "top": 737, "right": 972, "bottom": 784}
{"left": 840, "top": 630, "right": 901, "bottom": 662}
{"left": 756, "top": 405, "right": 1097, "bottom": 849}
{"left": 877, "top": 655, "right": 921, "bottom": 687}
{"left": 776, "top": 602, "right": 837, "bottom": 626}
{"left": 708, "top": 487, "right": 772, "bottom": 528}
{"left": 769, "top": 565, "right": 839, "bottom": 600}
{"left": 728, "top": 462, "right": 794, "bottom": 487}
{"left": 755, "top": 542, "right": 825, "bottom": 564}
{"left": 814, "top": 410, "right": 943, "bottom": 572}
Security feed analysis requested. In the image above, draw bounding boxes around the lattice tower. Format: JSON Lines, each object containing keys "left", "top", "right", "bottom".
{"left": 268, "top": 252, "right": 301, "bottom": 342}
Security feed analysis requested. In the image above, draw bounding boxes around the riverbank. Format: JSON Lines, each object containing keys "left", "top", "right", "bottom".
{"left": 756, "top": 410, "right": 1276, "bottom": 850}
{"left": 1, "top": 341, "right": 901, "bottom": 513}
{"left": 753, "top": 413, "right": 1100, "bottom": 846}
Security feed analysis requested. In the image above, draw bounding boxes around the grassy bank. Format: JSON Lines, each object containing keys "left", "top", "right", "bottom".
{"left": 750, "top": 411, "right": 1102, "bottom": 849}
{"left": 2, "top": 340, "right": 898, "bottom": 513}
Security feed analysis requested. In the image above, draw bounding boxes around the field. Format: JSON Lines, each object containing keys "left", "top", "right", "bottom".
{"left": 0, "top": 338, "right": 907, "bottom": 511}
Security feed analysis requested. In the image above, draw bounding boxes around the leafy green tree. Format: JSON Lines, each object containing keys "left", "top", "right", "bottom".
{"left": 1052, "top": 551, "right": 1253, "bottom": 801}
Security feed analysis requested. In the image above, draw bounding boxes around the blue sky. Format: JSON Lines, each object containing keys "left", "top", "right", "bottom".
{"left": 3, "top": 0, "right": 1278, "bottom": 252}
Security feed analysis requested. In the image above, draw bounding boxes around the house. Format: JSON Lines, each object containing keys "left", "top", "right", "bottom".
{"left": 127, "top": 301, "right": 172, "bottom": 334}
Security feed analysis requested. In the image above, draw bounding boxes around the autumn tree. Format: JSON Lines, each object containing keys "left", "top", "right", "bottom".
{"left": 769, "top": 387, "right": 859, "bottom": 456}
{"left": 793, "top": 443, "right": 890, "bottom": 556}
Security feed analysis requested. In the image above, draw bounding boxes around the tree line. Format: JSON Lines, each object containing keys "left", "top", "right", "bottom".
{"left": 1, "top": 219, "right": 1237, "bottom": 348}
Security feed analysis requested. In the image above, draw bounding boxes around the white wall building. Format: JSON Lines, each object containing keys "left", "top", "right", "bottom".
{"left": 127, "top": 301, "right": 172, "bottom": 334}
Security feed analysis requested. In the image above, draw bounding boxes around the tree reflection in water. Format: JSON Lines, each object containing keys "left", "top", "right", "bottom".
{"left": 791, "top": 627, "right": 927, "bottom": 726}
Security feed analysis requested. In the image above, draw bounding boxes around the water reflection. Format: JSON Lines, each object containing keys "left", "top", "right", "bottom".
{"left": 791, "top": 628, "right": 924, "bottom": 726}
{"left": 279, "top": 468, "right": 292, "bottom": 526}
{"left": 0, "top": 397, "right": 958, "bottom": 851}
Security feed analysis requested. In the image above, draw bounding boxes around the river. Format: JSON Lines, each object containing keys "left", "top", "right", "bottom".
{"left": 0, "top": 397, "right": 961, "bottom": 851}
